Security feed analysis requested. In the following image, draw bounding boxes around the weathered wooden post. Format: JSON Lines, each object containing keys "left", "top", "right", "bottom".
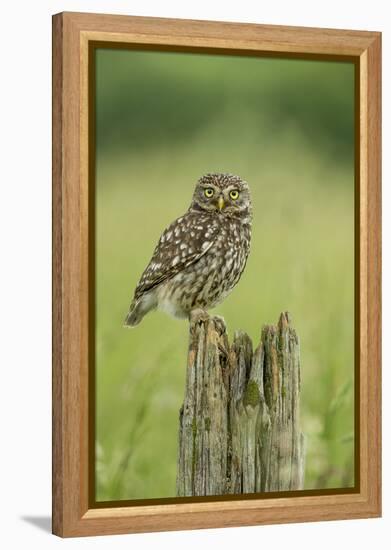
{"left": 176, "top": 311, "right": 305, "bottom": 496}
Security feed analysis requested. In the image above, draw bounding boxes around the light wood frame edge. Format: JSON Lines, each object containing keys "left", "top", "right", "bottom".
{"left": 52, "top": 11, "right": 381, "bottom": 538}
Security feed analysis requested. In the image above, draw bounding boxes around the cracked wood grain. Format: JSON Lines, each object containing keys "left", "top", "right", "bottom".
{"left": 177, "top": 312, "right": 305, "bottom": 496}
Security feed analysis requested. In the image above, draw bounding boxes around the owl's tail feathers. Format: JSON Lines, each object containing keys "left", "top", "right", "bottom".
{"left": 123, "top": 299, "right": 144, "bottom": 327}
{"left": 123, "top": 293, "right": 156, "bottom": 328}
{"left": 123, "top": 306, "right": 141, "bottom": 327}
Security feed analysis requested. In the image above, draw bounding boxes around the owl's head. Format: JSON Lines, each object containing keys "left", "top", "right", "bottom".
{"left": 190, "top": 173, "right": 251, "bottom": 220}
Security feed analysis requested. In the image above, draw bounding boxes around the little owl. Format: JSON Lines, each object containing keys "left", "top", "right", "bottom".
{"left": 124, "top": 173, "right": 252, "bottom": 326}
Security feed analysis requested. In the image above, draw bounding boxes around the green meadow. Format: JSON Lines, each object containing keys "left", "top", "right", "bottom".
{"left": 95, "top": 49, "right": 355, "bottom": 501}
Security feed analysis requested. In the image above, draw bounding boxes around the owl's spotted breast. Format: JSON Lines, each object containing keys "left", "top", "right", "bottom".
{"left": 124, "top": 172, "right": 252, "bottom": 327}
{"left": 157, "top": 214, "right": 251, "bottom": 318}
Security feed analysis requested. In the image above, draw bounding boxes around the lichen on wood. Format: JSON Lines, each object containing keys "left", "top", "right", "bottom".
{"left": 176, "top": 311, "right": 305, "bottom": 497}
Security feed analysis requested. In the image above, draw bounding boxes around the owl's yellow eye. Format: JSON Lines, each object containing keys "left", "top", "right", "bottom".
{"left": 204, "top": 188, "right": 214, "bottom": 198}
{"left": 229, "top": 190, "right": 239, "bottom": 200}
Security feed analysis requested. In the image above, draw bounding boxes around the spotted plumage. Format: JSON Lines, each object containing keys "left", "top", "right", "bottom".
{"left": 124, "top": 173, "right": 252, "bottom": 326}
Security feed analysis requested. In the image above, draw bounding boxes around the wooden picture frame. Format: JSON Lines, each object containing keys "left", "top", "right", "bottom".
{"left": 52, "top": 11, "right": 381, "bottom": 537}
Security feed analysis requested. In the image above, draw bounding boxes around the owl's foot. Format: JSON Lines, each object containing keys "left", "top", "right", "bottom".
{"left": 189, "top": 310, "right": 226, "bottom": 335}
{"left": 189, "top": 308, "right": 210, "bottom": 325}
{"left": 211, "top": 314, "right": 226, "bottom": 335}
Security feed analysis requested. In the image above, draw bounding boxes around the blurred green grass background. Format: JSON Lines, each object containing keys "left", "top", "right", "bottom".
{"left": 95, "top": 49, "right": 355, "bottom": 501}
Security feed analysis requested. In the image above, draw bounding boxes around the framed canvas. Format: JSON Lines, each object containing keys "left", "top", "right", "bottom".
{"left": 52, "top": 12, "right": 381, "bottom": 537}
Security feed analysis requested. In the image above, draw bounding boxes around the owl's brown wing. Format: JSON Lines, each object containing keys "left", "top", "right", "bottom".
{"left": 134, "top": 212, "right": 219, "bottom": 299}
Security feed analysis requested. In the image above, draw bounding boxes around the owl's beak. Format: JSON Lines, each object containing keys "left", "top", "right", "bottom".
{"left": 217, "top": 196, "right": 225, "bottom": 211}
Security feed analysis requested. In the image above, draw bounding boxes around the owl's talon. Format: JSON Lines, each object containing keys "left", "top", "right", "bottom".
{"left": 212, "top": 314, "right": 227, "bottom": 334}
{"left": 189, "top": 308, "right": 210, "bottom": 325}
